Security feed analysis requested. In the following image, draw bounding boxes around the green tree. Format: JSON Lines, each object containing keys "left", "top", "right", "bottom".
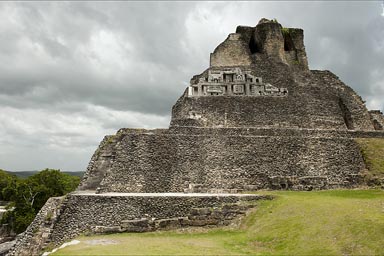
{"left": 0, "top": 169, "right": 80, "bottom": 233}
{"left": 0, "top": 169, "right": 18, "bottom": 201}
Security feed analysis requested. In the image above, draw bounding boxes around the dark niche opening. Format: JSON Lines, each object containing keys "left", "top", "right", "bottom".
{"left": 249, "top": 34, "right": 260, "bottom": 54}
{"left": 339, "top": 98, "right": 354, "bottom": 130}
{"left": 373, "top": 119, "right": 383, "bottom": 130}
{"left": 283, "top": 32, "right": 295, "bottom": 51}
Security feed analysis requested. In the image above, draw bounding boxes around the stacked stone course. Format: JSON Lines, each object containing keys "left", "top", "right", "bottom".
{"left": 78, "top": 129, "right": 368, "bottom": 193}
{"left": 8, "top": 193, "right": 267, "bottom": 255}
{"left": 49, "top": 193, "right": 267, "bottom": 244}
{"left": 7, "top": 197, "right": 64, "bottom": 256}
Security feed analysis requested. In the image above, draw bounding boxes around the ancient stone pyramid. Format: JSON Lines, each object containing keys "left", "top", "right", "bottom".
{"left": 9, "top": 18, "right": 384, "bottom": 255}
{"left": 79, "top": 18, "right": 383, "bottom": 193}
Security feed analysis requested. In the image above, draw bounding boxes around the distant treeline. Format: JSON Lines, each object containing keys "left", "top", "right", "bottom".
{"left": 4, "top": 170, "right": 84, "bottom": 179}
{"left": 0, "top": 168, "right": 81, "bottom": 233}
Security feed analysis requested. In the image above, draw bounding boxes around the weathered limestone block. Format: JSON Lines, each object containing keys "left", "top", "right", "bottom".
{"left": 285, "top": 28, "right": 308, "bottom": 69}
{"left": 155, "top": 218, "right": 182, "bottom": 229}
{"left": 235, "top": 21, "right": 308, "bottom": 69}
{"left": 210, "top": 33, "right": 252, "bottom": 67}
{"left": 235, "top": 25, "right": 254, "bottom": 44}
{"left": 78, "top": 135, "right": 118, "bottom": 191}
{"left": 191, "top": 208, "right": 211, "bottom": 216}
{"left": 92, "top": 226, "right": 121, "bottom": 234}
{"left": 253, "top": 19, "right": 286, "bottom": 63}
{"left": 121, "top": 219, "right": 151, "bottom": 232}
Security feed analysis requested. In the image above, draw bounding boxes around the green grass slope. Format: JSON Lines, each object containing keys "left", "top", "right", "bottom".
{"left": 356, "top": 138, "right": 384, "bottom": 178}
{"left": 52, "top": 190, "right": 384, "bottom": 256}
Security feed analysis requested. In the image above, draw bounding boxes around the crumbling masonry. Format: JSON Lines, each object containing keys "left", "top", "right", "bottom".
{"left": 8, "top": 18, "right": 384, "bottom": 256}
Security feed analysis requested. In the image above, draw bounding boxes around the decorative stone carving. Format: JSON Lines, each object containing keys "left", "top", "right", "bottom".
{"left": 188, "top": 67, "right": 288, "bottom": 97}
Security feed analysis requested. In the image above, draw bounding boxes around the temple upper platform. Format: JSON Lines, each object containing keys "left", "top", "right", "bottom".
{"left": 170, "top": 18, "right": 378, "bottom": 131}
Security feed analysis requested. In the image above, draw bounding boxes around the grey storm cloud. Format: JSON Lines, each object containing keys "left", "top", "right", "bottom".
{"left": 0, "top": 1, "right": 383, "bottom": 172}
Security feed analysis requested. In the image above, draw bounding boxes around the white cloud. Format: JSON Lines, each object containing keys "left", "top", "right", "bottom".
{"left": 381, "top": 1, "right": 384, "bottom": 17}
{"left": 0, "top": 105, "right": 169, "bottom": 171}
{"left": 85, "top": 29, "right": 134, "bottom": 79}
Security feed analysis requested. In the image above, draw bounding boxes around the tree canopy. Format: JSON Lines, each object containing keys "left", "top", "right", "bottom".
{"left": 0, "top": 169, "right": 80, "bottom": 233}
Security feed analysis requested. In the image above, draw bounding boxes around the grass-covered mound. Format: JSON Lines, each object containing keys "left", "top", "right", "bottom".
{"left": 356, "top": 138, "right": 384, "bottom": 179}
{"left": 52, "top": 190, "right": 384, "bottom": 256}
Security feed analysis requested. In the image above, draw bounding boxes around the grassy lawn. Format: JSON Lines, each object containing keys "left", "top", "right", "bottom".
{"left": 52, "top": 190, "right": 384, "bottom": 256}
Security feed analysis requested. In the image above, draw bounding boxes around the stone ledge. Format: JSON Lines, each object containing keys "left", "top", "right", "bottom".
{"left": 116, "top": 127, "right": 384, "bottom": 139}
{"left": 72, "top": 191, "right": 266, "bottom": 199}
{"left": 91, "top": 203, "right": 255, "bottom": 234}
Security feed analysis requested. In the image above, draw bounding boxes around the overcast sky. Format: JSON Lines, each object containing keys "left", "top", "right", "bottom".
{"left": 0, "top": 1, "right": 383, "bottom": 172}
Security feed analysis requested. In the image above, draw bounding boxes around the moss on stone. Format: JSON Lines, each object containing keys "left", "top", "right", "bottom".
{"left": 281, "top": 27, "right": 290, "bottom": 36}
{"left": 105, "top": 135, "right": 116, "bottom": 145}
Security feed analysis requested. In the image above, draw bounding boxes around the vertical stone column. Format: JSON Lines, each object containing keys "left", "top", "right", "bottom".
{"left": 245, "top": 84, "right": 250, "bottom": 96}
{"left": 253, "top": 20, "right": 286, "bottom": 64}
{"left": 198, "top": 85, "right": 202, "bottom": 96}
{"left": 227, "top": 84, "right": 232, "bottom": 95}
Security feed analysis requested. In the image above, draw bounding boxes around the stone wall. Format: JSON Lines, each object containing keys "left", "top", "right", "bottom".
{"left": 369, "top": 110, "right": 384, "bottom": 130}
{"left": 7, "top": 197, "right": 64, "bottom": 256}
{"left": 167, "top": 126, "right": 384, "bottom": 138}
{"left": 172, "top": 69, "right": 374, "bottom": 131}
{"left": 283, "top": 27, "right": 308, "bottom": 69}
{"left": 310, "top": 71, "right": 374, "bottom": 130}
{"left": 234, "top": 19, "right": 309, "bottom": 69}
{"left": 253, "top": 20, "right": 286, "bottom": 63}
{"left": 79, "top": 129, "right": 169, "bottom": 191}
{"left": 210, "top": 16, "right": 310, "bottom": 68}
{"left": 210, "top": 34, "right": 252, "bottom": 67}
{"left": 8, "top": 193, "right": 266, "bottom": 256}
{"left": 78, "top": 135, "right": 117, "bottom": 190}
{"left": 171, "top": 90, "right": 346, "bottom": 129}
{"left": 75, "top": 129, "right": 368, "bottom": 193}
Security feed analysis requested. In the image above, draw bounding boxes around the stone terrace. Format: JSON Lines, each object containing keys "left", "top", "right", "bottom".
{"left": 8, "top": 192, "right": 268, "bottom": 256}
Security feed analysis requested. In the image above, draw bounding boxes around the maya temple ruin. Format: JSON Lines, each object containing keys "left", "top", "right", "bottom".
{"left": 7, "top": 18, "right": 384, "bottom": 256}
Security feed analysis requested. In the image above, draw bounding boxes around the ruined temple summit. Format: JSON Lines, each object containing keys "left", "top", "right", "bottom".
{"left": 8, "top": 18, "right": 384, "bottom": 255}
